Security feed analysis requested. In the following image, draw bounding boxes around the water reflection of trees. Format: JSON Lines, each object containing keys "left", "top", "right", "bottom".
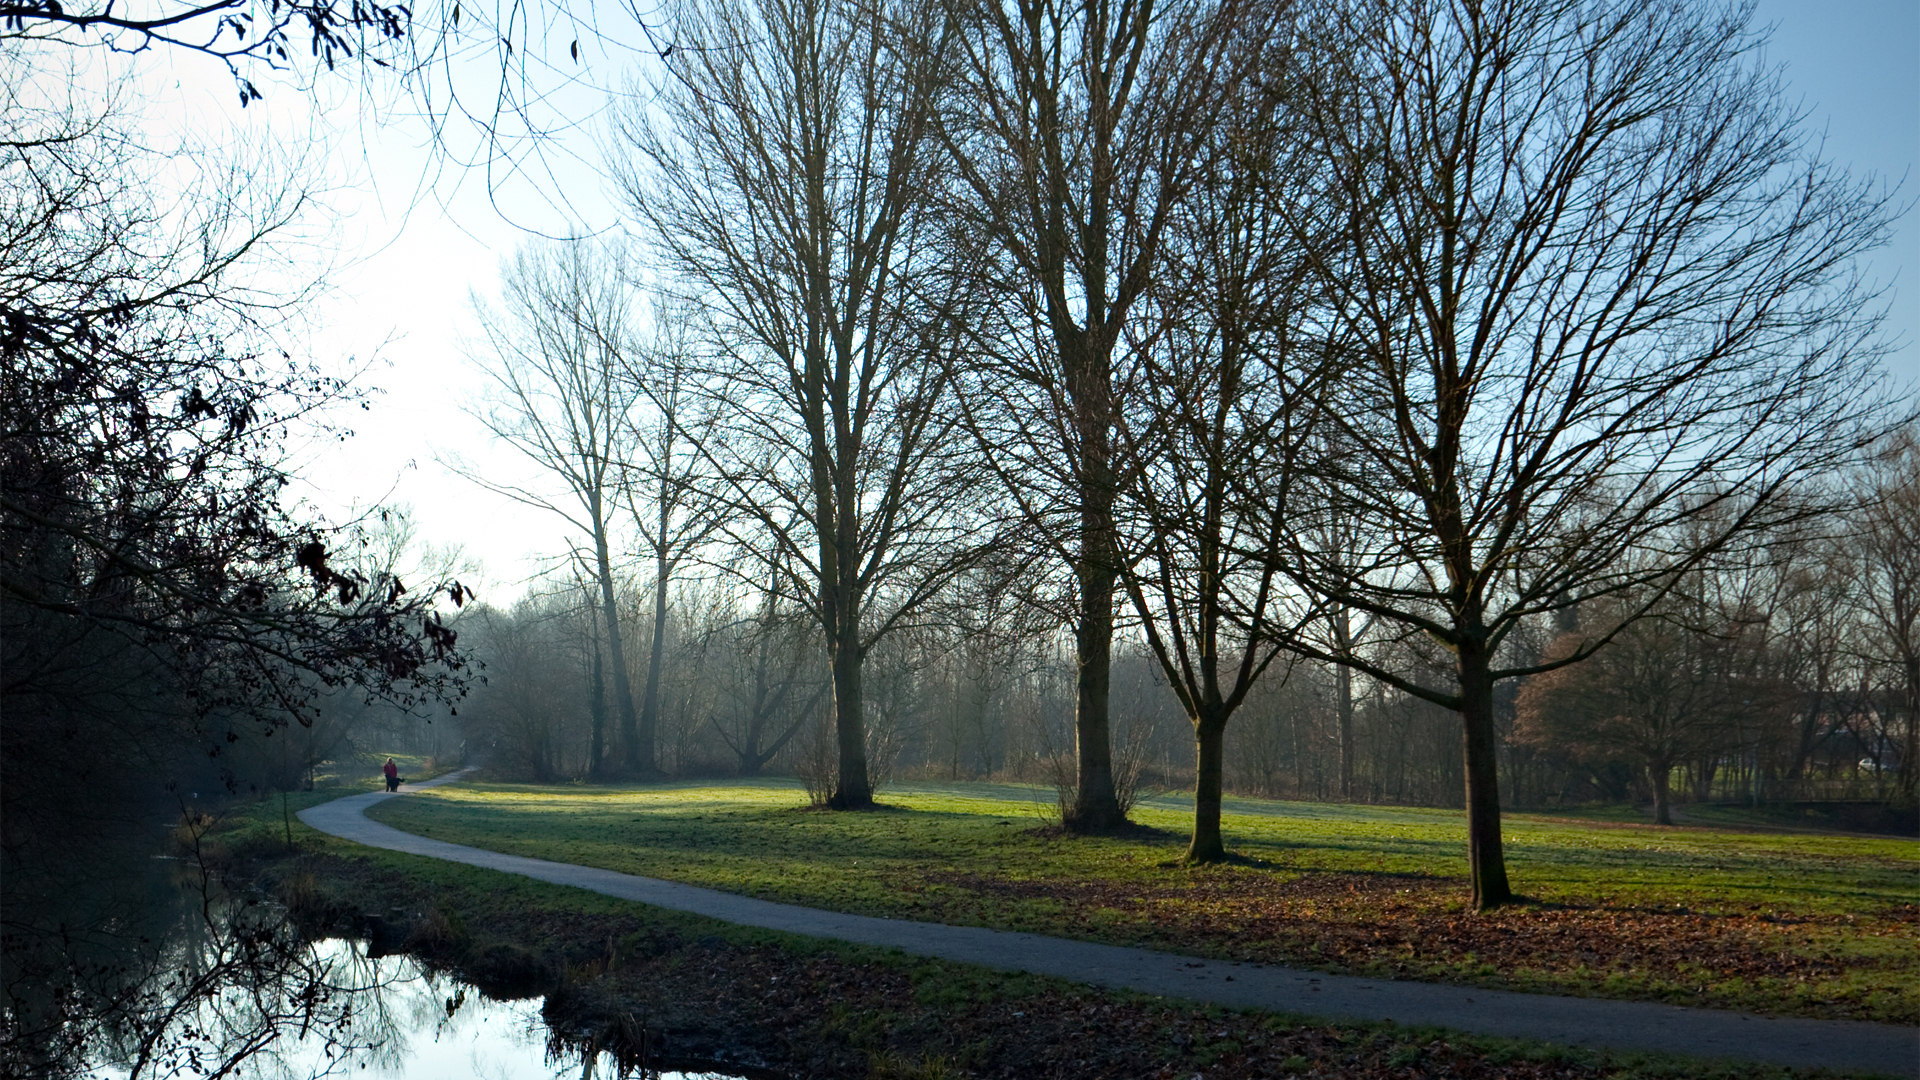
{"left": 2, "top": 818, "right": 759, "bottom": 1080}
{"left": 1, "top": 828, "right": 402, "bottom": 1080}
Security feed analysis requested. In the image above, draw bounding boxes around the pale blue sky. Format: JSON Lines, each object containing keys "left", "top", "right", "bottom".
{"left": 1754, "top": 0, "right": 1919, "bottom": 389}
{"left": 129, "top": 0, "right": 1918, "bottom": 596}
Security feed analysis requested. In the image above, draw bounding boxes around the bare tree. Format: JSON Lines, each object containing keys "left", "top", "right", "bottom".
{"left": 1271, "top": 0, "right": 1907, "bottom": 907}
{"left": 1855, "top": 426, "right": 1920, "bottom": 801}
{"left": 620, "top": 303, "right": 726, "bottom": 774}
{"left": 940, "top": 0, "right": 1246, "bottom": 831}
{"left": 1109, "top": 29, "right": 1335, "bottom": 861}
{"left": 0, "top": 54, "right": 470, "bottom": 855}
{"left": 1517, "top": 591, "right": 1754, "bottom": 825}
{"left": 703, "top": 569, "right": 829, "bottom": 777}
{"left": 461, "top": 237, "right": 655, "bottom": 774}
{"left": 615, "top": 0, "right": 985, "bottom": 808}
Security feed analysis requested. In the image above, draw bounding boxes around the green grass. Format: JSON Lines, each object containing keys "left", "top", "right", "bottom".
{"left": 363, "top": 777, "right": 1920, "bottom": 1023}
{"left": 204, "top": 811, "right": 1893, "bottom": 1080}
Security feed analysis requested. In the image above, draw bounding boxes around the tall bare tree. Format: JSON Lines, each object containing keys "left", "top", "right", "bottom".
{"left": 1272, "top": 0, "right": 1907, "bottom": 908}
{"left": 621, "top": 305, "right": 725, "bottom": 775}
{"left": 615, "top": 0, "right": 985, "bottom": 807}
{"left": 941, "top": 0, "right": 1245, "bottom": 831}
{"left": 462, "top": 237, "right": 654, "bottom": 775}
{"left": 1109, "top": 27, "right": 1335, "bottom": 861}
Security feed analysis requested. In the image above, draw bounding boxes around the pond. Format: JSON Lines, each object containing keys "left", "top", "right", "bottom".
{"left": 86, "top": 939, "right": 760, "bottom": 1080}
{"left": 0, "top": 823, "right": 768, "bottom": 1080}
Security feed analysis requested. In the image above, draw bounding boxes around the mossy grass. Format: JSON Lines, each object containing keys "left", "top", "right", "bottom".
{"left": 210, "top": 801, "right": 1903, "bottom": 1080}
{"left": 359, "top": 777, "right": 1919, "bottom": 1024}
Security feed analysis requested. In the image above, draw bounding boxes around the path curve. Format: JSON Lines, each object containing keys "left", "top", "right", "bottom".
{"left": 302, "top": 772, "right": 1918, "bottom": 1078}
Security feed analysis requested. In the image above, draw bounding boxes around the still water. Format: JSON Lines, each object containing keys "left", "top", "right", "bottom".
{"left": 0, "top": 828, "right": 762, "bottom": 1080}
{"left": 87, "top": 939, "right": 753, "bottom": 1080}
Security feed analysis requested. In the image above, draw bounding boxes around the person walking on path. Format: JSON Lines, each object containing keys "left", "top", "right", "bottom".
{"left": 382, "top": 758, "right": 400, "bottom": 792}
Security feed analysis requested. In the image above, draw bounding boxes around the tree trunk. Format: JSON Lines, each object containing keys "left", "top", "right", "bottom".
{"left": 1693, "top": 755, "right": 1717, "bottom": 803}
{"left": 827, "top": 625, "right": 872, "bottom": 808}
{"left": 587, "top": 613, "right": 607, "bottom": 778}
{"left": 1335, "top": 609, "right": 1355, "bottom": 802}
{"left": 593, "top": 524, "right": 648, "bottom": 775}
{"left": 1338, "top": 663, "right": 1355, "bottom": 802}
{"left": 1649, "top": 758, "right": 1673, "bottom": 825}
{"left": 1065, "top": 334, "right": 1126, "bottom": 831}
{"left": 1902, "top": 654, "right": 1919, "bottom": 804}
{"left": 1458, "top": 643, "right": 1514, "bottom": 910}
{"left": 638, "top": 549, "right": 669, "bottom": 774}
{"left": 1070, "top": 556, "right": 1124, "bottom": 830}
{"left": 1187, "top": 710, "right": 1228, "bottom": 863}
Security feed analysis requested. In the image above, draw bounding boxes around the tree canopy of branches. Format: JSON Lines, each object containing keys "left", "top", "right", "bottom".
{"left": 463, "top": 237, "right": 657, "bottom": 775}
{"left": 940, "top": 0, "right": 1247, "bottom": 831}
{"left": 0, "top": 0, "right": 414, "bottom": 106}
{"left": 1519, "top": 593, "right": 1764, "bottom": 825}
{"left": 1109, "top": 14, "right": 1336, "bottom": 862}
{"left": 0, "top": 58, "right": 469, "bottom": 855}
{"left": 1266, "top": 0, "right": 1907, "bottom": 908}
{"left": 616, "top": 0, "right": 987, "bottom": 809}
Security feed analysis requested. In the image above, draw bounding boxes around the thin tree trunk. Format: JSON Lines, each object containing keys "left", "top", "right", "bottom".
{"left": 1903, "top": 654, "right": 1919, "bottom": 803}
{"left": 587, "top": 610, "right": 606, "bottom": 777}
{"left": 1693, "top": 755, "right": 1716, "bottom": 803}
{"left": 1334, "top": 609, "right": 1355, "bottom": 802}
{"left": 639, "top": 547, "right": 669, "bottom": 773}
{"left": 1187, "top": 710, "right": 1228, "bottom": 863}
{"left": 1458, "top": 642, "right": 1514, "bottom": 910}
{"left": 1338, "top": 668, "right": 1355, "bottom": 802}
{"left": 593, "top": 523, "right": 647, "bottom": 775}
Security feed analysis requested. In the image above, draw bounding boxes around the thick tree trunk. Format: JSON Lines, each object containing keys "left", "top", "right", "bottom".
{"left": 1458, "top": 643, "right": 1514, "bottom": 910}
{"left": 1649, "top": 759, "right": 1673, "bottom": 825}
{"left": 1186, "top": 711, "right": 1228, "bottom": 863}
{"left": 593, "top": 524, "right": 648, "bottom": 775}
{"left": 1070, "top": 557, "right": 1125, "bottom": 830}
{"left": 827, "top": 626, "right": 873, "bottom": 808}
{"left": 1062, "top": 324, "right": 1125, "bottom": 832}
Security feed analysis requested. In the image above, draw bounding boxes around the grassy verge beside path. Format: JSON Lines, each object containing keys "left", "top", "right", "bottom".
{"left": 207, "top": 802, "right": 1895, "bottom": 1080}
{"left": 366, "top": 778, "right": 1920, "bottom": 1025}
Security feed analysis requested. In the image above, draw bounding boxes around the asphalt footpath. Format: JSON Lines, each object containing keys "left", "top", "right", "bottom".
{"left": 301, "top": 771, "right": 1919, "bottom": 1078}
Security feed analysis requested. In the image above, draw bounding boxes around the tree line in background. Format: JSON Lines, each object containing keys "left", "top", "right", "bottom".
{"left": 431, "top": 0, "right": 1914, "bottom": 910}
{"left": 447, "top": 442, "right": 1917, "bottom": 816}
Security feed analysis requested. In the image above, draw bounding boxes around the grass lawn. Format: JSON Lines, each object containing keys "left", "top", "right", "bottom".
{"left": 203, "top": 822, "right": 1865, "bottom": 1080}
{"left": 365, "top": 777, "right": 1920, "bottom": 1025}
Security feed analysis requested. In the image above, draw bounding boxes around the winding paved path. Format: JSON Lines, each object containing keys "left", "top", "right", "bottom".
{"left": 301, "top": 772, "right": 1918, "bottom": 1078}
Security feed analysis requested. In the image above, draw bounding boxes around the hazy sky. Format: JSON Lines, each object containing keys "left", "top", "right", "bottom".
{"left": 131, "top": 0, "right": 1920, "bottom": 604}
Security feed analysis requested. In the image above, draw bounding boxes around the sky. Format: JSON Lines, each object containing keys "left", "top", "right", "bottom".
{"left": 121, "top": 0, "right": 1920, "bottom": 606}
